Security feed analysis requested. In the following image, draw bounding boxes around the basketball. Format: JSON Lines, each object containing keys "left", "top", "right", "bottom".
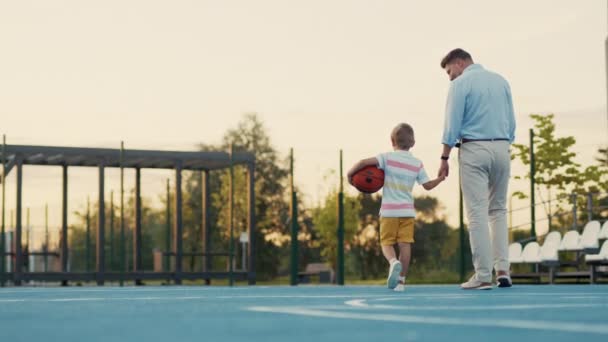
{"left": 351, "top": 165, "right": 384, "bottom": 193}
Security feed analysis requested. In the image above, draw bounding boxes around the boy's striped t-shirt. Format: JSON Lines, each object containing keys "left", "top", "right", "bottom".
{"left": 376, "top": 150, "right": 430, "bottom": 218}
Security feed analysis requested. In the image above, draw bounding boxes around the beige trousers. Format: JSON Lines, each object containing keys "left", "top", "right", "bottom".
{"left": 459, "top": 141, "right": 510, "bottom": 283}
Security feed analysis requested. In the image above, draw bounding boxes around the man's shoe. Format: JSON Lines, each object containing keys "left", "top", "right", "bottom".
{"left": 387, "top": 260, "right": 402, "bottom": 289}
{"left": 460, "top": 276, "right": 492, "bottom": 290}
{"left": 496, "top": 271, "right": 512, "bottom": 288}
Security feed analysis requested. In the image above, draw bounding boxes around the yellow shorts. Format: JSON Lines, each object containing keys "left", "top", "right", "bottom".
{"left": 380, "top": 217, "right": 415, "bottom": 245}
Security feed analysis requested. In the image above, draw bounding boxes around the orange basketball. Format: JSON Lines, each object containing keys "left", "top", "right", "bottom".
{"left": 351, "top": 165, "right": 384, "bottom": 193}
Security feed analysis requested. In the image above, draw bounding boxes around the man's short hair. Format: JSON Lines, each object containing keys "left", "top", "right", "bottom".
{"left": 440, "top": 48, "right": 473, "bottom": 68}
{"left": 391, "top": 123, "right": 415, "bottom": 149}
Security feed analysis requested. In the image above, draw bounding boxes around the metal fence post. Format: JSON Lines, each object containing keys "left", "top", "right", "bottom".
{"left": 587, "top": 192, "right": 593, "bottom": 222}
{"left": 571, "top": 193, "right": 578, "bottom": 231}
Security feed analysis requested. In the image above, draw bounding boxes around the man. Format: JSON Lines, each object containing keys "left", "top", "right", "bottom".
{"left": 437, "top": 48, "right": 516, "bottom": 290}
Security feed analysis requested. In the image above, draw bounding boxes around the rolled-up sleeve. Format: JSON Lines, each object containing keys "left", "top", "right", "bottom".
{"left": 441, "top": 81, "right": 466, "bottom": 147}
{"left": 506, "top": 83, "right": 516, "bottom": 143}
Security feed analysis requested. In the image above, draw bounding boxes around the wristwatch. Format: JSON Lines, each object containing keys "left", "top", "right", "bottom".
{"left": 440, "top": 155, "right": 449, "bottom": 160}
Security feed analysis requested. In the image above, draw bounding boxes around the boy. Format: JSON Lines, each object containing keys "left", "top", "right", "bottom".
{"left": 347, "top": 123, "right": 445, "bottom": 291}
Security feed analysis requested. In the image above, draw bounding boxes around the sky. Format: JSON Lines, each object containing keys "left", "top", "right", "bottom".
{"left": 1, "top": 0, "right": 607, "bottom": 246}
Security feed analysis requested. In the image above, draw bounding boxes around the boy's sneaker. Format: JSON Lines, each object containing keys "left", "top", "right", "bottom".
{"left": 496, "top": 271, "right": 512, "bottom": 288}
{"left": 387, "top": 260, "right": 402, "bottom": 289}
{"left": 394, "top": 281, "right": 405, "bottom": 292}
{"left": 460, "top": 275, "right": 492, "bottom": 290}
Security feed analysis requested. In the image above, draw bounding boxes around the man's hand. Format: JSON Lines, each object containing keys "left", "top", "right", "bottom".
{"left": 438, "top": 160, "right": 449, "bottom": 178}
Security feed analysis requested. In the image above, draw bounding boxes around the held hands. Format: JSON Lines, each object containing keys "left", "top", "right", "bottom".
{"left": 438, "top": 159, "right": 449, "bottom": 178}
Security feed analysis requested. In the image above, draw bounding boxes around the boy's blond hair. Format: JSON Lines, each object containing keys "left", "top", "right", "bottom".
{"left": 391, "top": 123, "right": 415, "bottom": 149}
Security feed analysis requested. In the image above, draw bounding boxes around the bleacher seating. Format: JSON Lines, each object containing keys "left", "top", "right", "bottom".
{"left": 558, "top": 230, "right": 581, "bottom": 252}
{"left": 578, "top": 221, "right": 601, "bottom": 253}
{"left": 585, "top": 240, "right": 608, "bottom": 283}
{"left": 511, "top": 221, "right": 607, "bottom": 284}
{"left": 521, "top": 242, "right": 541, "bottom": 263}
{"left": 598, "top": 221, "right": 608, "bottom": 240}
{"left": 508, "top": 243, "right": 523, "bottom": 263}
{"left": 539, "top": 231, "right": 561, "bottom": 264}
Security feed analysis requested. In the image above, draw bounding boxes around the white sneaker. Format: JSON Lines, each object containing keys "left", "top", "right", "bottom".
{"left": 394, "top": 283, "right": 405, "bottom": 292}
{"left": 460, "top": 275, "right": 493, "bottom": 290}
{"left": 387, "top": 260, "right": 402, "bottom": 289}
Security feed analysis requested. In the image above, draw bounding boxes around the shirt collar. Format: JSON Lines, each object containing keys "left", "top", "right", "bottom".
{"left": 463, "top": 63, "right": 483, "bottom": 74}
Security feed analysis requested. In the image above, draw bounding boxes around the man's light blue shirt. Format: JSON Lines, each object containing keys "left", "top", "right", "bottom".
{"left": 442, "top": 64, "right": 516, "bottom": 147}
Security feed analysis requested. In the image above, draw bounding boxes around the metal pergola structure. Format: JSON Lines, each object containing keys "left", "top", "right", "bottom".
{"left": 0, "top": 143, "right": 256, "bottom": 286}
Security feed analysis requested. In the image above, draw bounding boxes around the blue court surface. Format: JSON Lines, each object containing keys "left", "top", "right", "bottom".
{"left": 1, "top": 285, "right": 607, "bottom": 342}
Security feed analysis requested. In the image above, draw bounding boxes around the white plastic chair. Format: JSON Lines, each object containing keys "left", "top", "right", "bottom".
{"left": 578, "top": 221, "right": 601, "bottom": 250}
{"left": 558, "top": 230, "right": 581, "bottom": 251}
{"left": 540, "top": 231, "right": 561, "bottom": 263}
{"left": 599, "top": 221, "right": 608, "bottom": 240}
{"left": 585, "top": 240, "right": 608, "bottom": 262}
{"left": 508, "top": 243, "right": 523, "bottom": 263}
{"left": 521, "top": 242, "right": 541, "bottom": 263}
{"left": 543, "top": 231, "right": 562, "bottom": 248}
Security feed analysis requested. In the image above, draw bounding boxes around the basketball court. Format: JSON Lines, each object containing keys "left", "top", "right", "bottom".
{"left": 1, "top": 285, "right": 607, "bottom": 341}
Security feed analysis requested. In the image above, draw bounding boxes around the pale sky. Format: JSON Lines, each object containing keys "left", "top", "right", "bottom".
{"left": 1, "top": 0, "right": 607, "bottom": 246}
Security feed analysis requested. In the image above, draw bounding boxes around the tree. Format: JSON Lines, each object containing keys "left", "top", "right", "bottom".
{"left": 596, "top": 147, "right": 608, "bottom": 166}
{"left": 169, "top": 113, "right": 292, "bottom": 279}
{"left": 215, "top": 113, "right": 291, "bottom": 279}
{"left": 351, "top": 193, "right": 384, "bottom": 279}
{"left": 69, "top": 191, "right": 166, "bottom": 273}
{"left": 313, "top": 189, "right": 360, "bottom": 274}
{"left": 512, "top": 114, "right": 608, "bottom": 229}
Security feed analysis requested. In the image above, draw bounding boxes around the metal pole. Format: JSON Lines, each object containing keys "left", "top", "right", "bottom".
{"left": 120, "top": 141, "right": 125, "bottom": 286}
{"left": 174, "top": 162, "right": 183, "bottom": 285}
{"left": 337, "top": 150, "right": 345, "bottom": 285}
{"left": 109, "top": 191, "right": 114, "bottom": 271}
{"left": 571, "top": 192, "right": 578, "bottom": 231}
{"left": 26, "top": 207, "right": 30, "bottom": 275}
{"left": 289, "top": 148, "right": 298, "bottom": 286}
{"left": 201, "top": 172, "right": 211, "bottom": 283}
{"left": 1, "top": 135, "right": 5, "bottom": 286}
{"left": 165, "top": 179, "right": 171, "bottom": 274}
{"left": 587, "top": 192, "right": 593, "bottom": 222}
{"left": 530, "top": 129, "right": 536, "bottom": 238}
{"left": 134, "top": 167, "right": 142, "bottom": 284}
{"left": 247, "top": 162, "right": 256, "bottom": 285}
{"left": 44, "top": 203, "right": 48, "bottom": 272}
{"left": 228, "top": 144, "right": 235, "bottom": 286}
{"left": 86, "top": 197, "right": 91, "bottom": 272}
{"left": 548, "top": 188, "right": 552, "bottom": 232}
{"left": 61, "top": 165, "right": 68, "bottom": 286}
{"left": 26, "top": 207, "right": 30, "bottom": 258}
{"left": 14, "top": 158, "right": 22, "bottom": 286}
{"left": 97, "top": 163, "right": 105, "bottom": 285}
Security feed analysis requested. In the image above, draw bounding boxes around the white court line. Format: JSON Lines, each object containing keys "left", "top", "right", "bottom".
{"left": 248, "top": 306, "right": 608, "bottom": 335}
{"left": 0, "top": 294, "right": 404, "bottom": 303}
{"left": 344, "top": 299, "right": 606, "bottom": 311}
{"left": 47, "top": 296, "right": 211, "bottom": 302}
{"left": 0, "top": 287, "right": 253, "bottom": 294}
